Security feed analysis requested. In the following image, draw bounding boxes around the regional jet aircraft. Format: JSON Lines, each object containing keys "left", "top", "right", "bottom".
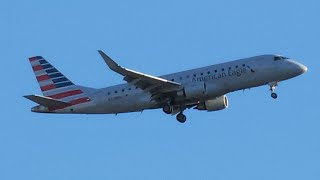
{"left": 25, "top": 51, "right": 307, "bottom": 123}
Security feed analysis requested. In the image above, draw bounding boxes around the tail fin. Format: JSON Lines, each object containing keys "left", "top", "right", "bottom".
{"left": 28, "top": 56, "right": 91, "bottom": 107}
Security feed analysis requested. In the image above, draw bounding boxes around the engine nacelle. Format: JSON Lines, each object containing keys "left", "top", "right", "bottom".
{"left": 177, "top": 82, "right": 206, "bottom": 99}
{"left": 196, "top": 95, "right": 228, "bottom": 111}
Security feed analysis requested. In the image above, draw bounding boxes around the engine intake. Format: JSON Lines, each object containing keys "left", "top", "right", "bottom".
{"left": 195, "top": 95, "right": 228, "bottom": 111}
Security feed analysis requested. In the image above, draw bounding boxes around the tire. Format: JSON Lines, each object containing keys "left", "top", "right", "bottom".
{"left": 176, "top": 113, "right": 187, "bottom": 123}
{"left": 163, "top": 105, "right": 172, "bottom": 114}
{"left": 271, "top": 93, "right": 278, "bottom": 99}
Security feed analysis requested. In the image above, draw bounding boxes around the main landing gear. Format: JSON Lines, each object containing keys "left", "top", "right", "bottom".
{"left": 269, "top": 82, "right": 278, "bottom": 99}
{"left": 162, "top": 104, "right": 187, "bottom": 123}
{"left": 176, "top": 113, "right": 187, "bottom": 123}
{"left": 162, "top": 104, "right": 172, "bottom": 114}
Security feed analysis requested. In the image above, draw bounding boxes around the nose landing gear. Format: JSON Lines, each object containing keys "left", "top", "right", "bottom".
{"left": 269, "top": 82, "right": 278, "bottom": 99}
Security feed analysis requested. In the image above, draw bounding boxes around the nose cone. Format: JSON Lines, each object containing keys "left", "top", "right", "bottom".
{"left": 294, "top": 61, "right": 308, "bottom": 75}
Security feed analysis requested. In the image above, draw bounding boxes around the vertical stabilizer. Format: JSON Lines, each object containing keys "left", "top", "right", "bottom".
{"left": 28, "top": 56, "right": 92, "bottom": 109}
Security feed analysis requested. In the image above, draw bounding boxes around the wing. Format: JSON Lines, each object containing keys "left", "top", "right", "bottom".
{"left": 98, "top": 50, "right": 182, "bottom": 97}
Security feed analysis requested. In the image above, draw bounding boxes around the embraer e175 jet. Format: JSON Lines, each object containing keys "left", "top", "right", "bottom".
{"left": 25, "top": 51, "right": 307, "bottom": 123}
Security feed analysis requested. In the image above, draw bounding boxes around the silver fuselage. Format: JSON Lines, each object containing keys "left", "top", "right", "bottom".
{"left": 45, "top": 54, "right": 307, "bottom": 114}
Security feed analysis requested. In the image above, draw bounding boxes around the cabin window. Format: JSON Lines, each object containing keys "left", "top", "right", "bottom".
{"left": 228, "top": 67, "right": 231, "bottom": 70}
{"left": 214, "top": 70, "right": 217, "bottom": 73}
{"left": 128, "top": 88, "right": 131, "bottom": 91}
{"left": 193, "top": 74, "right": 196, "bottom": 77}
{"left": 179, "top": 77, "right": 183, "bottom": 80}
{"left": 115, "top": 91, "right": 118, "bottom": 93}
{"left": 236, "top": 65, "right": 238, "bottom": 68}
{"left": 171, "top": 79, "right": 174, "bottom": 81}
{"left": 242, "top": 64, "right": 245, "bottom": 67}
{"left": 186, "top": 75, "right": 190, "bottom": 78}
{"left": 207, "top": 71, "right": 210, "bottom": 74}
{"left": 122, "top": 89, "right": 125, "bottom": 92}
{"left": 107, "top": 92, "right": 110, "bottom": 95}
{"left": 201, "top": 73, "right": 203, "bottom": 75}
{"left": 222, "top": 68, "right": 224, "bottom": 71}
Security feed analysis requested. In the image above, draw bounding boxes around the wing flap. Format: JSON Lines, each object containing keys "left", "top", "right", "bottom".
{"left": 24, "top": 95, "right": 70, "bottom": 107}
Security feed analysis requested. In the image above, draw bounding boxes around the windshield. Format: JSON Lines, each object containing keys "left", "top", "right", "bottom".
{"left": 274, "top": 56, "right": 289, "bottom": 61}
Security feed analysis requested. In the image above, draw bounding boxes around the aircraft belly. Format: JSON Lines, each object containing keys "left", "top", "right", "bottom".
{"left": 91, "top": 93, "right": 157, "bottom": 114}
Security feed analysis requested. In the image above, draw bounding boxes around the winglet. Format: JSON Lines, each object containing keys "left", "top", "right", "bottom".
{"left": 98, "top": 50, "right": 121, "bottom": 71}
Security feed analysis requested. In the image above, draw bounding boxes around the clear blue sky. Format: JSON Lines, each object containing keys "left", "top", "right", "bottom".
{"left": 1, "top": 0, "right": 319, "bottom": 179}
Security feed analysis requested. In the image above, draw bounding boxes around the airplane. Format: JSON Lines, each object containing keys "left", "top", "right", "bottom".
{"left": 24, "top": 51, "right": 308, "bottom": 123}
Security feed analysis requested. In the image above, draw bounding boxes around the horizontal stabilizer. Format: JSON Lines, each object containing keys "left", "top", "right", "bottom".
{"left": 24, "top": 95, "right": 70, "bottom": 107}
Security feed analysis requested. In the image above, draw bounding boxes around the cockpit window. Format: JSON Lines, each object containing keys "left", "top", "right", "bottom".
{"left": 274, "top": 56, "right": 289, "bottom": 61}
{"left": 274, "top": 56, "right": 282, "bottom": 61}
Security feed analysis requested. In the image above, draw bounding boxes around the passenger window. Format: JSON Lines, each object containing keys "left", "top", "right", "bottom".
{"left": 180, "top": 77, "right": 183, "bottom": 80}
{"left": 115, "top": 91, "right": 118, "bottom": 93}
{"left": 222, "top": 68, "right": 224, "bottom": 71}
{"left": 108, "top": 92, "right": 110, "bottom": 95}
{"left": 193, "top": 74, "right": 196, "bottom": 77}
{"left": 171, "top": 79, "right": 174, "bottom": 81}
{"left": 122, "top": 89, "right": 125, "bottom": 92}
{"left": 201, "top": 73, "right": 203, "bottom": 75}
{"left": 128, "top": 88, "right": 131, "bottom": 91}
{"left": 228, "top": 67, "right": 231, "bottom": 70}
{"left": 187, "top": 75, "right": 190, "bottom": 78}
{"left": 214, "top": 70, "right": 217, "bottom": 73}
{"left": 242, "top": 64, "right": 245, "bottom": 67}
{"left": 236, "top": 65, "right": 238, "bottom": 68}
{"left": 207, "top": 71, "right": 210, "bottom": 74}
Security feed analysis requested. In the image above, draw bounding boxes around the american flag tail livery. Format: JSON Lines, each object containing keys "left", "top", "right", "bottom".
{"left": 24, "top": 56, "right": 93, "bottom": 113}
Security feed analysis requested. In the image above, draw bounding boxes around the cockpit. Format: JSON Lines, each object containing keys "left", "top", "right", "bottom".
{"left": 274, "top": 55, "right": 289, "bottom": 61}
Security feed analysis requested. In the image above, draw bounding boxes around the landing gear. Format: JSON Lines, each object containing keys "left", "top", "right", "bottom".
{"left": 271, "top": 92, "right": 278, "bottom": 99}
{"left": 163, "top": 102, "right": 187, "bottom": 123}
{"left": 162, "top": 104, "right": 172, "bottom": 114}
{"left": 176, "top": 113, "right": 187, "bottom": 123}
{"left": 269, "top": 81, "right": 278, "bottom": 99}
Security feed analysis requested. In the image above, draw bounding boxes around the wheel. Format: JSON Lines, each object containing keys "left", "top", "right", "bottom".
{"left": 176, "top": 113, "right": 187, "bottom": 123}
{"left": 163, "top": 105, "right": 172, "bottom": 114}
{"left": 271, "top": 92, "right": 278, "bottom": 99}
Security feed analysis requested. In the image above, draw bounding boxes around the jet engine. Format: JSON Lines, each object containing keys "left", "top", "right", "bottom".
{"left": 195, "top": 95, "right": 228, "bottom": 111}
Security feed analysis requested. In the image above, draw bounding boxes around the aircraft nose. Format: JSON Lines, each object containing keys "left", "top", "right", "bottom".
{"left": 295, "top": 62, "right": 308, "bottom": 74}
{"left": 291, "top": 60, "right": 308, "bottom": 75}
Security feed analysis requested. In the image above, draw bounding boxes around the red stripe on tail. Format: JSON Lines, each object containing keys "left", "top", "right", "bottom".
{"left": 48, "top": 90, "right": 83, "bottom": 99}
{"left": 29, "top": 57, "right": 39, "bottom": 62}
{"left": 32, "top": 65, "right": 43, "bottom": 71}
{"left": 48, "top": 97, "right": 91, "bottom": 111}
{"left": 70, "top": 97, "right": 91, "bottom": 105}
{"left": 36, "top": 74, "right": 50, "bottom": 82}
{"left": 40, "top": 84, "right": 56, "bottom": 91}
